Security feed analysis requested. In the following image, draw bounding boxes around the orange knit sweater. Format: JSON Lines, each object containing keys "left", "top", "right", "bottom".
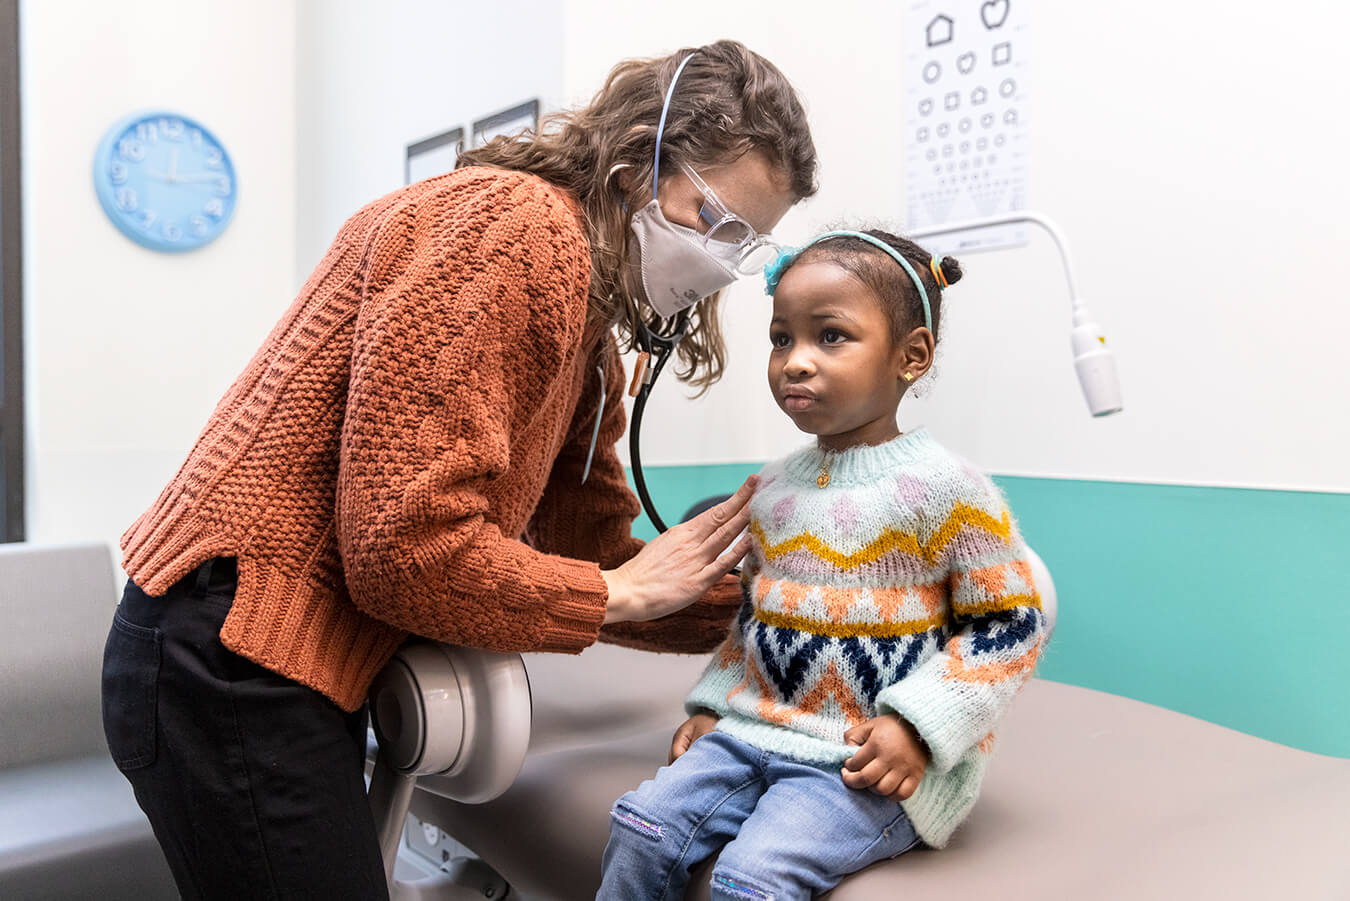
{"left": 121, "top": 167, "right": 740, "bottom": 712}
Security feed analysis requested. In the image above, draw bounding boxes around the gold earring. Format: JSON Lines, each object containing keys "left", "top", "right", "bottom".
{"left": 903, "top": 372, "right": 915, "bottom": 382}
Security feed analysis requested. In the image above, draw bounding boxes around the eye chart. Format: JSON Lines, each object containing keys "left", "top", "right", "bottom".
{"left": 905, "top": 0, "right": 1030, "bottom": 254}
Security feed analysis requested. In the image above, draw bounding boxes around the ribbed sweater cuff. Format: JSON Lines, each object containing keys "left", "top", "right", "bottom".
{"left": 535, "top": 556, "right": 609, "bottom": 653}
{"left": 899, "top": 750, "right": 989, "bottom": 848}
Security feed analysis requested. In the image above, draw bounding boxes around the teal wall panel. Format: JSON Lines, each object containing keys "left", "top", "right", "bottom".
{"left": 625, "top": 465, "right": 1350, "bottom": 757}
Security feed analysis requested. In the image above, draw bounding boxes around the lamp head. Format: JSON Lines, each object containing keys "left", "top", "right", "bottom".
{"left": 1071, "top": 306, "right": 1123, "bottom": 417}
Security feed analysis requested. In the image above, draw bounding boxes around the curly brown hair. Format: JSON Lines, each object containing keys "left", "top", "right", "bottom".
{"left": 457, "top": 40, "right": 818, "bottom": 392}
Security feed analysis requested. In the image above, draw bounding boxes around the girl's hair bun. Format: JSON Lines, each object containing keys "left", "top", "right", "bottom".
{"left": 939, "top": 256, "right": 963, "bottom": 287}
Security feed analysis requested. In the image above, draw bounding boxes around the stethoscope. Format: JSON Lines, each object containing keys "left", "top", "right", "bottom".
{"left": 625, "top": 309, "right": 746, "bottom": 580}
{"left": 611, "top": 50, "right": 737, "bottom": 535}
{"left": 626, "top": 311, "right": 691, "bottom": 534}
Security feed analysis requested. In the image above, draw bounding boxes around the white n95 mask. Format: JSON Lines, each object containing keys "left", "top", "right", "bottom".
{"left": 629, "top": 197, "right": 738, "bottom": 318}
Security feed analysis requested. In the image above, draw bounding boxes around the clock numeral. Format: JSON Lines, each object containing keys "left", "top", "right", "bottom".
{"left": 213, "top": 175, "right": 232, "bottom": 197}
{"left": 190, "top": 128, "right": 203, "bottom": 147}
{"left": 205, "top": 147, "right": 223, "bottom": 169}
{"left": 163, "top": 221, "right": 182, "bottom": 242}
{"left": 116, "top": 187, "right": 138, "bottom": 212}
{"left": 205, "top": 198, "right": 224, "bottom": 218}
{"left": 109, "top": 161, "right": 129, "bottom": 185}
{"left": 139, "top": 209, "right": 157, "bottom": 230}
{"left": 118, "top": 138, "right": 147, "bottom": 162}
{"left": 190, "top": 216, "right": 209, "bottom": 237}
{"left": 160, "top": 118, "right": 184, "bottom": 140}
{"left": 136, "top": 122, "right": 158, "bottom": 143}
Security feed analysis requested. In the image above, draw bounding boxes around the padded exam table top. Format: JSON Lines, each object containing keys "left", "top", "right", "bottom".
{"left": 412, "top": 643, "right": 1350, "bottom": 900}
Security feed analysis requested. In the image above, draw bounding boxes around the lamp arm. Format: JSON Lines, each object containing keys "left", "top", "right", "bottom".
{"left": 906, "top": 212, "right": 1082, "bottom": 316}
{"left": 905, "top": 211, "right": 1123, "bottom": 417}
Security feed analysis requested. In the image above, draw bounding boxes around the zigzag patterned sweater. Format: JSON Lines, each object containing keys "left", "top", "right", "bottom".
{"left": 686, "top": 428, "right": 1046, "bottom": 848}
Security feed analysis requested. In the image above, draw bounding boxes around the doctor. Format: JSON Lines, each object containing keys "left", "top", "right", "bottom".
{"left": 101, "top": 40, "right": 817, "bottom": 900}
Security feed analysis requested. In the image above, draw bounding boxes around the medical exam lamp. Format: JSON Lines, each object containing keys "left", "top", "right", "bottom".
{"left": 907, "top": 211, "right": 1123, "bottom": 418}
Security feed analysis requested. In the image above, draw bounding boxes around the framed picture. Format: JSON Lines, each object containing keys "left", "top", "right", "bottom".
{"left": 471, "top": 100, "right": 539, "bottom": 149}
{"left": 405, "top": 126, "right": 464, "bottom": 185}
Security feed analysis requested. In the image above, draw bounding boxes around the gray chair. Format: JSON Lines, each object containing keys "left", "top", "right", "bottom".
{"left": 0, "top": 542, "right": 177, "bottom": 901}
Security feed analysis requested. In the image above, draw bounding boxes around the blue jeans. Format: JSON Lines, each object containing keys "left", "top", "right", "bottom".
{"left": 598, "top": 731, "right": 922, "bottom": 900}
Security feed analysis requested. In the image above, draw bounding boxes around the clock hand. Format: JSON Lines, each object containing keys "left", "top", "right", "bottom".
{"left": 172, "top": 173, "right": 230, "bottom": 184}
{"left": 167, "top": 148, "right": 179, "bottom": 184}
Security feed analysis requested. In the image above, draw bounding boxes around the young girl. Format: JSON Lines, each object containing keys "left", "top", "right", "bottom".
{"left": 598, "top": 230, "right": 1047, "bottom": 899}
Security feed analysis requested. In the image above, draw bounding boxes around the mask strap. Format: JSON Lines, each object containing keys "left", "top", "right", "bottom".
{"left": 652, "top": 52, "right": 700, "bottom": 200}
{"left": 766, "top": 230, "right": 933, "bottom": 332}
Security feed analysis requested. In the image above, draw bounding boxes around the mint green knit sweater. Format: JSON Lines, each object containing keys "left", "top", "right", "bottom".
{"left": 686, "top": 429, "right": 1046, "bottom": 847}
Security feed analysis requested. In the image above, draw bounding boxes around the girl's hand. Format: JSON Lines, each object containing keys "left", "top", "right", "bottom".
{"left": 602, "top": 476, "right": 758, "bottom": 625}
{"left": 670, "top": 711, "right": 721, "bottom": 763}
{"left": 840, "top": 714, "right": 930, "bottom": 802}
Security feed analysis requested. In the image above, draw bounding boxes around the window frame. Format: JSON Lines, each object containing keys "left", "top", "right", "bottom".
{"left": 1, "top": 0, "right": 25, "bottom": 542}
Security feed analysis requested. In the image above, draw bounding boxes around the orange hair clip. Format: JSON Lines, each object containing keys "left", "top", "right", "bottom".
{"left": 929, "top": 256, "right": 949, "bottom": 289}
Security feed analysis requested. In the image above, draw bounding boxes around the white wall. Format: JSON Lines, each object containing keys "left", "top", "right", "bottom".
{"left": 295, "top": 0, "right": 565, "bottom": 283}
{"left": 566, "top": 0, "right": 1350, "bottom": 494}
{"left": 19, "top": 0, "right": 567, "bottom": 559}
{"left": 21, "top": 0, "right": 298, "bottom": 554}
{"left": 20, "top": 0, "right": 1347, "bottom": 568}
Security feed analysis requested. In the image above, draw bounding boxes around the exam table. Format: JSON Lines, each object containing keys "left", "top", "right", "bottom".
{"left": 3, "top": 543, "right": 1343, "bottom": 900}
{"left": 366, "top": 549, "right": 1350, "bottom": 900}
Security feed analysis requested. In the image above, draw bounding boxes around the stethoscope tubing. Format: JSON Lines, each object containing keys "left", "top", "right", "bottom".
{"left": 627, "top": 312, "right": 690, "bottom": 534}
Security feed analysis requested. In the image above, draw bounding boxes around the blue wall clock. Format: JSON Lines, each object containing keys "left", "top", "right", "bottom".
{"left": 93, "top": 111, "right": 238, "bottom": 253}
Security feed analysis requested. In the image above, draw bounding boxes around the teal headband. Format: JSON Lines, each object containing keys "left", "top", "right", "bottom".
{"left": 763, "top": 231, "right": 933, "bottom": 332}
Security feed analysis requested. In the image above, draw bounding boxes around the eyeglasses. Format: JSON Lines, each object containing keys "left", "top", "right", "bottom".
{"left": 680, "top": 163, "right": 780, "bottom": 275}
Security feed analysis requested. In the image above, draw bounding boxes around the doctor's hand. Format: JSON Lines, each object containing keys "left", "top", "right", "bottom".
{"left": 669, "top": 711, "right": 720, "bottom": 763}
{"left": 602, "top": 475, "right": 758, "bottom": 625}
{"left": 841, "top": 714, "right": 930, "bottom": 802}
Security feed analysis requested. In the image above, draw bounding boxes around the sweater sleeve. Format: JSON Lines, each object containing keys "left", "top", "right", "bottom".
{"left": 874, "top": 469, "right": 1046, "bottom": 773}
{"left": 527, "top": 337, "right": 741, "bottom": 654}
{"left": 335, "top": 174, "right": 609, "bottom": 654}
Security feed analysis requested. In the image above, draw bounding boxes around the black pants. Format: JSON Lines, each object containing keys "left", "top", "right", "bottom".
{"left": 101, "top": 558, "right": 389, "bottom": 901}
